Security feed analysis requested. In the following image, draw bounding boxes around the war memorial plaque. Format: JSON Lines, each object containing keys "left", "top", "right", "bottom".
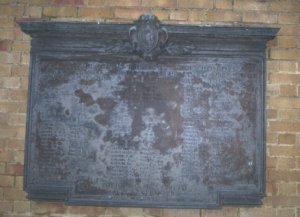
{"left": 19, "top": 15, "right": 278, "bottom": 208}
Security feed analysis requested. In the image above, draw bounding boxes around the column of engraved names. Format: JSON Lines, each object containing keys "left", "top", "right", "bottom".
{"left": 179, "top": 66, "right": 202, "bottom": 182}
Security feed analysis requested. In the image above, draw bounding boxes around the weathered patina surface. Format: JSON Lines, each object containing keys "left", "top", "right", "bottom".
{"left": 19, "top": 14, "right": 278, "bottom": 208}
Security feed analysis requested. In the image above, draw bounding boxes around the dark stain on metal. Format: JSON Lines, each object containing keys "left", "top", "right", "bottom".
{"left": 75, "top": 89, "right": 95, "bottom": 107}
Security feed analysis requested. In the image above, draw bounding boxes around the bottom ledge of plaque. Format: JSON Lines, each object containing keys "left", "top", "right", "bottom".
{"left": 64, "top": 192, "right": 264, "bottom": 208}
{"left": 220, "top": 192, "right": 264, "bottom": 206}
{"left": 24, "top": 185, "right": 265, "bottom": 208}
{"left": 25, "top": 185, "right": 68, "bottom": 202}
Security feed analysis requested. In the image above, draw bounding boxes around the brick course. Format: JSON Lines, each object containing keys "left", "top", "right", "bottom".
{"left": 0, "top": 0, "right": 299, "bottom": 216}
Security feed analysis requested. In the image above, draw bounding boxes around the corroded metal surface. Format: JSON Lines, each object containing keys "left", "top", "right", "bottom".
{"left": 19, "top": 15, "right": 279, "bottom": 208}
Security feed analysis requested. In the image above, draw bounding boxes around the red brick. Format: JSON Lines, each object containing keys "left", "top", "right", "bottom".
{"left": 0, "top": 127, "right": 18, "bottom": 138}
{"left": 279, "top": 13, "right": 298, "bottom": 24}
{"left": 0, "top": 53, "right": 20, "bottom": 65}
{"left": 0, "top": 29, "right": 14, "bottom": 40}
{"left": 0, "top": 6, "right": 24, "bottom": 17}
{"left": 0, "top": 201, "right": 13, "bottom": 212}
{"left": 151, "top": 9, "right": 170, "bottom": 21}
{"left": 67, "top": 206, "right": 106, "bottom": 215}
{"left": 3, "top": 188, "right": 27, "bottom": 201}
{"left": 279, "top": 85, "right": 297, "bottom": 96}
{"left": 114, "top": 8, "right": 149, "bottom": 20}
{"left": 0, "top": 102, "right": 19, "bottom": 113}
{"left": 0, "top": 18, "right": 14, "bottom": 27}
{"left": 269, "top": 146, "right": 300, "bottom": 157}
{"left": 0, "top": 113, "right": 8, "bottom": 126}
{"left": 277, "top": 208, "right": 295, "bottom": 217}
{"left": 207, "top": 11, "right": 241, "bottom": 22}
{"left": 0, "top": 53, "right": 11, "bottom": 64}
{"left": 203, "top": 207, "right": 238, "bottom": 217}
{"left": 278, "top": 109, "right": 299, "bottom": 120}
{"left": 0, "top": 162, "right": 5, "bottom": 174}
{"left": 24, "top": 0, "right": 53, "bottom": 4}
{"left": 277, "top": 157, "right": 296, "bottom": 170}
{"left": 170, "top": 10, "right": 188, "bottom": 21}
{"left": 0, "top": 89, "right": 9, "bottom": 100}
{"left": 13, "top": 28, "right": 28, "bottom": 41}
{"left": 25, "top": 6, "right": 42, "bottom": 17}
{"left": 13, "top": 150, "right": 25, "bottom": 163}
{"left": 0, "top": 40, "right": 11, "bottom": 51}
{"left": 264, "top": 196, "right": 300, "bottom": 207}
{"left": 124, "top": 208, "right": 152, "bottom": 216}
{"left": 43, "top": 6, "right": 77, "bottom": 17}
{"left": 267, "top": 38, "right": 277, "bottom": 48}
{"left": 54, "top": 0, "right": 84, "bottom": 4}
{"left": 278, "top": 25, "right": 300, "bottom": 37}
{"left": 189, "top": 10, "right": 207, "bottom": 22}
{"left": 12, "top": 41, "right": 30, "bottom": 52}
{"left": 142, "top": 0, "right": 176, "bottom": 8}
{"left": 0, "top": 187, "right": 3, "bottom": 199}
{"left": 243, "top": 12, "right": 277, "bottom": 24}
{"left": 267, "top": 109, "right": 277, "bottom": 119}
{"left": 143, "top": 208, "right": 162, "bottom": 217}
{"left": 269, "top": 98, "right": 300, "bottom": 109}
{"left": 279, "top": 61, "right": 297, "bottom": 72}
{"left": 15, "top": 176, "right": 23, "bottom": 189}
{"left": 269, "top": 73, "right": 300, "bottom": 84}
{"left": 19, "top": 77, "right": 29, "bottom": 90}
{"left": 11, "top": 65, "right": 29, "bottom": 77}
{"left": 15, "top": 17, "right": 45, "bottom": 23}
{"left": 267, "top": 84, "right": 279, "bottom": 96}
{"left": 87, "top": 0, "right": 106, "bottom": 5}
{"left": 214, "top": 0, "right": 232, "bottom": 9}
{"left": 7, "top": 139, "right": 25, "bottom": 150}
{"left": 0, "top": 111, "right": 11, "bottom": 124}
{"left": 18, "top": 101, "right": 27, "bottom": 113}
{"left": 267, "top": 132, "right": 277, "bottom": 144}
{"left": 266, "top": 181, "right": 277, "bottom": 195}
{"left": 0, "top": 149, "right": 14, "bottom": 161}
{"left": 2, "top": 77, "right": 21, "bottom": 89}
{"left": 278, "top": 183, "right": 297, "bottom": 195}
{"left": 163, "top": 209, "right": 200, "bottom": 217}
{"left": 13, "top": 201, "right": 31, "bottom": 213}
{"left": 107, "top": 0, "right": 140, "bottom": 7}
{"left": 9, "top": 90, "right": 28, "bottom": 101}
{"left": 21, "top": 52, "right": 30, "bottom": 65}
{"left": 234, "top": 0, "right": 268, "bottom": 11}
{"left": 0, "top": 64, "right": 11, "bottom": 76}
{"left": 268, "top": 170, "right": 300, "bottom": 182}
{"left": 32, "top": 202, "right": 66, "bottom": 214}
{"left": 278, "top": 37, "right": 297, "bottom": 48}
{"left": 269, "top": 121, "right": 300, "bottom": 132}
{"left": 271, "top": 2, "right": 300, "bottom": 12}
{"left": 0, "top": 175, "right": 14, "bottom": 187}
{"left": 278, "top": 133, "right": 296, "bottom": 144}
{"left": 267, "top": 157, "right": 277, "bottom": 168}
{"left": 6, "top": 163, "right": 24, "bottom": 175}
{"left": 267, "top": 60, "right": 279, "bottom": 73}
{"left": 240, "top": 208, "right": 275, "bottom": 217}
{"left": 178, "top": 0, "right": 213, "bottom": 9}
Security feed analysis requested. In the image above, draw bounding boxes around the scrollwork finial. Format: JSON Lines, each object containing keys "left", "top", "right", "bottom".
{"left": 129, "top": 14, "right": 168, "bottom": 61}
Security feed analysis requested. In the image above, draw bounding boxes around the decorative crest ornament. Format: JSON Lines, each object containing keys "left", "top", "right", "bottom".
{"left": 129, "top": 14, "right": 168, "bottom": 61}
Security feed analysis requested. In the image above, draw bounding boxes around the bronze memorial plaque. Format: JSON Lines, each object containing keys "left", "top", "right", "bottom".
{"left": 19, "top": 14, "right": 278, "bottom": 208}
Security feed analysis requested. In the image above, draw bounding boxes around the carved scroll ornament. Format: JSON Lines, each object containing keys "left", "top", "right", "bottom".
{"left": 129, "top": 14, "right": 168, "bottom": 60}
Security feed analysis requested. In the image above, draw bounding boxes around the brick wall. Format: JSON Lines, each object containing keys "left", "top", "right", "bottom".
{"left": 0, "top": 0, "right": 299, "bottom": 216}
